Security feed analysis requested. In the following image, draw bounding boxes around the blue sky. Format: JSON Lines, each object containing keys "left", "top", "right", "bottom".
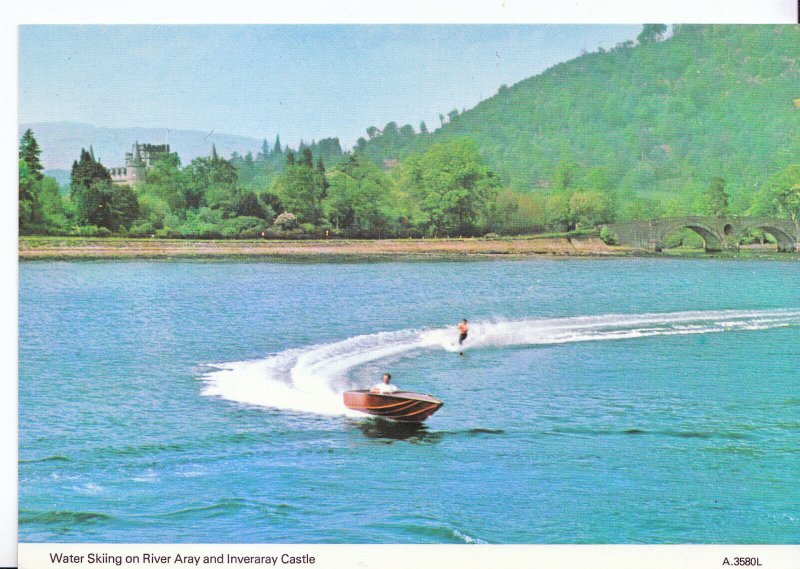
{"left": 19, "top": 25, "right": 640, "bottom": 148}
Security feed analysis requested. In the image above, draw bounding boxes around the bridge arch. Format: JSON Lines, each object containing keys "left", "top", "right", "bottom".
{"left": 656, "top": 221, "right": 724, "bottom": 252}
{"left": 735, "top": 222, "right": 796, "bottom": 252}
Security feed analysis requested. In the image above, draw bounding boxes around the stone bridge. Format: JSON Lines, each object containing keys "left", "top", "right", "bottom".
{"left": 605, "top": 216, "right": 800, "bottom": 252}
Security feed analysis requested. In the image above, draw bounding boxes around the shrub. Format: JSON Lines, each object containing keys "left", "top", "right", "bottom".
{"left": 172, "top": 208, "right": 224, "bottom": 238}
{"left": 273, "top": 211, "right": 298, "bottom": 230}
{"left": 599, "top": 226, "right": 619, "bottom": 245}
{"left": 129, "top": 221, "right": 158, "bottom": 237}
{"left": 220, "top": 216, "right": 268, "bottom": 238}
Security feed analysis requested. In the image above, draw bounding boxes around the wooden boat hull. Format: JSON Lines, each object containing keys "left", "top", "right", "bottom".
{"left": 343, "top": 390, "right": 443, "bottom": 422}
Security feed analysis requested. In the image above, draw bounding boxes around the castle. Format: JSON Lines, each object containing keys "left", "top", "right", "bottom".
{"left": 109, "top": 142, "right": 171, "bottom": 186}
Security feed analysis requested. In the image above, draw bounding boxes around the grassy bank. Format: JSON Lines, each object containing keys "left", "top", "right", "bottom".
{"left": 19, "top": 235, "right": 632, "bottom": 260}
{"left": 19, "top": 236, "right": 797, "bottom": 261}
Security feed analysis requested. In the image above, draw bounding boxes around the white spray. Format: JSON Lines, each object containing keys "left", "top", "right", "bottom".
{"left": 198, "top": 309, "right": 800, "bottom": 416}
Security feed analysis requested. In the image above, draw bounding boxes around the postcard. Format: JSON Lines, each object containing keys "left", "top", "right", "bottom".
{"left": 11, "top": 7, "right": 800, "bottom": 569}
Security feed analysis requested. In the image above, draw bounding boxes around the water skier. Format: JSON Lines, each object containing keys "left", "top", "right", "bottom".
{"left": 457, "top": 319, "right": 469, "bottom": 355}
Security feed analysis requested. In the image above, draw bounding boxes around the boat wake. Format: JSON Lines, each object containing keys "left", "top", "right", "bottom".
{"left": 199, "top": 309, "right": 800, "bottom": 417}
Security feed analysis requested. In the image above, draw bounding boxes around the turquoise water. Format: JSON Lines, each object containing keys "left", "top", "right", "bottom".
{"left": 18, "top": 258, "right": 800, "bottom": 543}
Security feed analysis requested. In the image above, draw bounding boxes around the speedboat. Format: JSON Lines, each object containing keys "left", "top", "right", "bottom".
{"left": 343, "top": 390, "right": 443, "bottom": 422}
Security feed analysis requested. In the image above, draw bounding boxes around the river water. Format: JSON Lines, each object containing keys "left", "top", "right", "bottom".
{"left": 18, "top": 258, "right": 800, "bottom": 543}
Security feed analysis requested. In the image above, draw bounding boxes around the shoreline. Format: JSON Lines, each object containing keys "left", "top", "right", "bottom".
{"left": 19, "top": 236, "right": 630, "bottom": 260}
{"left": 18, "top": 236, "right": 796, "bottom": 261}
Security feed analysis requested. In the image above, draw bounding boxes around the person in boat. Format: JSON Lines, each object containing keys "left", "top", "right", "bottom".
{"left": 457, "top": 319, "right": 469, "bottom": 345}
{"left": 370, "top": 373, "right": 398, "bottom": 394}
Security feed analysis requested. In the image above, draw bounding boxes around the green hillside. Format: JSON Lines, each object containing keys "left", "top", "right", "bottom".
{"left": 429, "top": 25, "right": 800, "bottom": 213}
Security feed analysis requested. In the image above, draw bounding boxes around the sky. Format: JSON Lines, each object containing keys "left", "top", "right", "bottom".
{"left": 19, "top": 25, "right": 641, "bottom": 150}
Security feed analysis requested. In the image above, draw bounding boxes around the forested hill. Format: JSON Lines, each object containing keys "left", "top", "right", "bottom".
{"left": 409, "top": 25, "right": 800, "bottom": 209}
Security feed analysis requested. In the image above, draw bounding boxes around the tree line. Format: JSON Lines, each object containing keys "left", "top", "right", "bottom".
{"left": 19, "top": 126, "right": 800, "bottom": 241}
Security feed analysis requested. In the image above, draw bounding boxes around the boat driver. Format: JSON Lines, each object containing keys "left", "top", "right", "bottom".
{"left": 370, "top": 373, "right": 398, "bottom": 394}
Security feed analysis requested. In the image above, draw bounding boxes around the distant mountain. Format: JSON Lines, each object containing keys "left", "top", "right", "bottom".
{"left": 18, "top": 122, "right": 264, "bottom": 171}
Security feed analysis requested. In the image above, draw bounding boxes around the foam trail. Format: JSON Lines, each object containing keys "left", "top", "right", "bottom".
{"left": 199, "top": 309, "right": 800, "bottom": 416}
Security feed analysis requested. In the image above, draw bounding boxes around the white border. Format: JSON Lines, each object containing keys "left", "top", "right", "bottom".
{"left": 16, "top": 543, "right": 800, "bottom": 569}
{"left": 6, "top": 0, "right": 799, "bottom": 24}
{"left": 5, "top": 1, "right": 798, "bottom": 568}
{"left": 2, "top": 17, "right": 19, "bottom": 569}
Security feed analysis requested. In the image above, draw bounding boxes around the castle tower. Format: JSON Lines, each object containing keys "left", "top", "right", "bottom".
{"left": 125, "top": 141, "right": 147, "bottom": 185}
{"left": 111, "top": 141, "right": 171, "bottom": 186}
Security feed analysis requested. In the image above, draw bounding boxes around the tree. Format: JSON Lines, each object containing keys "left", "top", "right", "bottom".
{"left": 398, "top": 139, "right": 499, "bottom": 236}
{"left": 419, "top": 121, "right": 428, "bottom": 134}
{"left": 110, "top": 185, "right": 140, "bottom": 230}
{"left": 752, "top": 164, "right": 800, "bottom": 221}
{"left": 545, "top": 193, "right": 573, "bottom": 231}
{"left": 776, "top": 185, "right": 800, "bottom": 222}
{"left": 273, "top": 134, "right": 282, "bottom": 154}
{"left": 145, "top": 153, "right": 188, "bottom": 211}
{"left": 260, "top": 139, "right": 270, "bottom": 159}
{"left": 569, "top": 191, "right": 614, "bottom": 227}
{"left": 234, "top": 191, "right": 265, "bottom": 219}
{"left": 273, "top": 161, "right": 327, "bottom": 225}
{"left": 383, "top": 122, "right": 399, "bottom": 137}
{"left": 75, "top": 180, "right": 115, "bottom": 228}
{"left": 19, "top": 160, "right": 39, "bottom": 233}
{"left": 399, "top": 124, "right": 415, "bottom": 138}
{"left": 704, "top": 177, "right": 729, "bottom": 217}
{"left": 637, "top": 24, "right": 667, "bottom": 45}
{"left": 325, "top": 154, "right": 395, "bottom": 234}
{"left": 299, "top": 147, "right": 314, "bottom": 168}
{"left": 486, "top": 189, "right": 547, "bottom": 234}
{"left": 70, "top": 148, "right": 111, "bottom": 196}
{"left": 19, "top": 129, "right": 44, "bottom": 180}
{"left": 69, "top": 148, "right": 114, "bottom": 229}
{"left": 38, "top": 176, "right": 69, "bottom": 231}
{"left": 182, "top": 155, "right": 237, "bottom": 212}
{"left": 315, "top": 138, "right": 343, "bottom": 164}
